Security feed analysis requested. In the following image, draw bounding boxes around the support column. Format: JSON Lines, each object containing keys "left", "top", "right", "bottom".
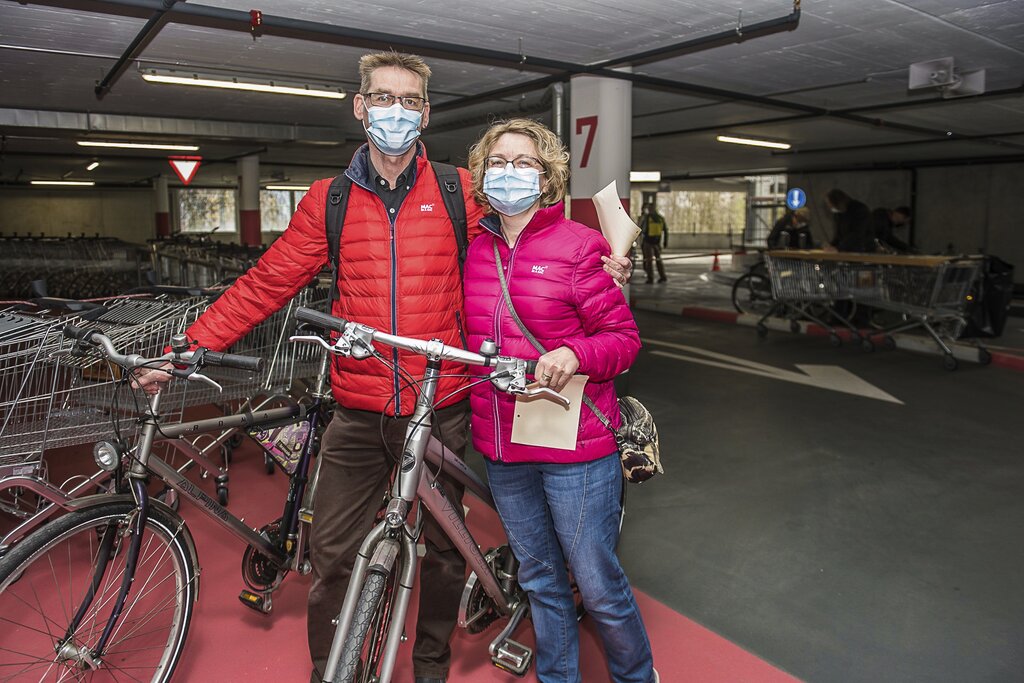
{"left": 568, "top": 72, "right": 632, "bottom": 228}
{"left": 154, "top": 175, "right": 170, "bottom": 238}
{"left": 238, "top": 154, "right": 261, "bottom": 246}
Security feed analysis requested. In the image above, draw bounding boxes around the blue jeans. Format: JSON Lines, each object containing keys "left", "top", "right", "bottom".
{"left": 484, "top": 454, "right": 655, "bottom": 683}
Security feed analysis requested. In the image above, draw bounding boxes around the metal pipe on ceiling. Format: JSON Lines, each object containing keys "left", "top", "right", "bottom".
{"left": 94, "top": 0, "right": 183, "bottom": 98}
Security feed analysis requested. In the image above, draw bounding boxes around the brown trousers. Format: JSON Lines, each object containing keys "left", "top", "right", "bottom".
{"left": 308, "top": 401, "right": 469, "bottom": 681}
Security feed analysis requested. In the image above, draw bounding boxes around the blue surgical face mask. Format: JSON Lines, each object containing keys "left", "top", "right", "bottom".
{"left": 483, "top": 165, "right": 543, "bottom": 216}
{"left": 365, "top": 104, "right": 422, "bottom": 156}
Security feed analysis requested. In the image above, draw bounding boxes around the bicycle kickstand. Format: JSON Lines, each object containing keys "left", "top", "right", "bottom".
{"left": 488, "top": 600, "right": 533, "bottom": 676}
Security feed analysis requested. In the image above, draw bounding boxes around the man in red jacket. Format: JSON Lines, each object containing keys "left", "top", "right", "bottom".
{"left": 138, "top": 51, "right": 630, "bottom": 683}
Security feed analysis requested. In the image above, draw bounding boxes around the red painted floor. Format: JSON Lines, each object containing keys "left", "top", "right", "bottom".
{"left": 168, "top": 441, "right": 800, "bottom": 683}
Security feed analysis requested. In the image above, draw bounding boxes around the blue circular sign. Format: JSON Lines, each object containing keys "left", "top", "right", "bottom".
{"left": 786, "top": 188, "right": 806, "bottom": 210}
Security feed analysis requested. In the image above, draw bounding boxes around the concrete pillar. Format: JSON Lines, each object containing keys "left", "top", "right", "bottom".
{"left": 238, "top": 154, "right": 261, "bottom": 246}
{"left": 568, "top": 71, "right": 631, "bottom": 229}
{"left": 154, "top": 175, "right": 170, "bottom": 237}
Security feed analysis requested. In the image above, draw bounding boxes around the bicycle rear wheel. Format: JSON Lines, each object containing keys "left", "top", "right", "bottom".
{"left": 0, "top": 500, "right": 198, "bottom": 682}
{"left": 336, "top": 560, "right": 399, "bottom": 683}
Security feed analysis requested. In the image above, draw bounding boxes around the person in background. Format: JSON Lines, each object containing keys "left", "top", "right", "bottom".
{"left": 870, "top": 206, "right": 912, "bottom": 253}
{"left": 638, "top": 202, "right": 669, "bottom": 283}
{"left": 767, "top": 207, "right": 813, "bottom": 249}
{"left": 463, "top": 117, "right": 657, "bottom": 683}
{"left": 133, "top": 51, "right": 632, "bottom": 683}
{"left": 823, "top": 188, "right": 874, "bottom": 253}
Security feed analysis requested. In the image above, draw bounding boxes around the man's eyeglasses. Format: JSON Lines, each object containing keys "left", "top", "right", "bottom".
{"left": 362, "top": 92, "right": 427, "bottom": 111}
{"left": 485, "top": 155, "right": 545, "bottom": 172}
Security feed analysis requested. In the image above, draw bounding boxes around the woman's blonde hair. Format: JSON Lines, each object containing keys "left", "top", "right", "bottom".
{"left": 467, "top": 118, "right": 570, "bottom": 211}
{"left": 358, "top": 51, "right": 431, "bottom": 98}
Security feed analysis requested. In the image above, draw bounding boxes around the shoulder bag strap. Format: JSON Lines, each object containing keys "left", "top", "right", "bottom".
{"left": 325, "top": 174, "right": 353, "bottom": 313}
{"left": 491, "top": 241, "right": 614, "bottom": 433}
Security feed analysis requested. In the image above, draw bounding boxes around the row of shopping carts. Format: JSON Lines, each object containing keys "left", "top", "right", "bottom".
{"left": 149, "top": 235, "right": 265, "bottom": 288}
{"left": 0, "top": 284, "right": 328, "bottom": 519}
{"left": 0, "top": 234, "right": 150, "bottom": 300}
{"left": 758, "top": 250, "right": 997, "bottom": 370}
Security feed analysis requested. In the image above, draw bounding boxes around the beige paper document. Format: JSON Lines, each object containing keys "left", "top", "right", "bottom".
{"left": 593, "top": 180, "right": 641, "bottom": 257}
{"left": 510, "top": 375, "right": 589, "bottom": 451}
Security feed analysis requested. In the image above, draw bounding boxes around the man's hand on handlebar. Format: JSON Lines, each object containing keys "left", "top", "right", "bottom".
{"left": 131, "top": 364, "right": 174, "bottom": 396}
{"left": 601, "top": 254, "right": 633, "bottom": 288}
{"left": 535, "top": 346, "right": 579, "bottom": 393}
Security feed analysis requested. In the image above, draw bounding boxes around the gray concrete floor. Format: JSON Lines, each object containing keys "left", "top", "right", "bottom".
{"left": 609, "top": 256, "right": 1024, "bottom": 682}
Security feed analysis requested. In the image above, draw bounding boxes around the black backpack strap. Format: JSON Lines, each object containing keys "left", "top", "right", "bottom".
{"left": 430, "top": 161, "right": 468, "bottom": 276}
{"left": 325, "top": 173, "right": 353, "bottom": 312}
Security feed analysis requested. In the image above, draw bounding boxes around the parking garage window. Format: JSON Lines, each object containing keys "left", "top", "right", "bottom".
{"left": 177, "top": 188, "right": 237, "bottom": 233}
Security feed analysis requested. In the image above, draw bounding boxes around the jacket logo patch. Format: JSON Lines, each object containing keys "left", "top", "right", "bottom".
{"left": 531, "top": 265, "right": 548, "bottom": 274}
{"left": 420, "top": 203, "right": 434, "bottom": 212}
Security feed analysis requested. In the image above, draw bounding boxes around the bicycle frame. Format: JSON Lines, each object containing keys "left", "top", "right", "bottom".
{"left": 321, "top": 358, "right": 523, "bottom": 683}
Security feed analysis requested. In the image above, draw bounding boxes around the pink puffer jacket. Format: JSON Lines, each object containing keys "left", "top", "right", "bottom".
{"left": 463, "top": 202, "right": 640, "bottom": 464}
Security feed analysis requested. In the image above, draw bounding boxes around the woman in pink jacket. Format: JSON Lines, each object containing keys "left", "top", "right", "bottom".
{"left": 464, "top": 118, "right": 656, "bottom": 683}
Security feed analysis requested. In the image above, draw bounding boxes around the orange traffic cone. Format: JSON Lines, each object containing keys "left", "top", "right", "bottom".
{"left": 711, "top": 250, "right": 721, "bottom": 271}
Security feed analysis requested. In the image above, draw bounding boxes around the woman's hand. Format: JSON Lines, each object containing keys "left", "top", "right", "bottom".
{"left": 535, "top": 346, "right": 580, "bottom": 393}
{"left": 601, "top": 254, "right": 633, "bottom": 287}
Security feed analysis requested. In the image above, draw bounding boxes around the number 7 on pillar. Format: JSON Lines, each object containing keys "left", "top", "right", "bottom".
{"left": 575, "top": 116, "right": 598, "bottom": 168}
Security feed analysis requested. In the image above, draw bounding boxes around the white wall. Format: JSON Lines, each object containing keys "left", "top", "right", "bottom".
{"left": 0, "top": 188, "right": 155, "bottom": 244}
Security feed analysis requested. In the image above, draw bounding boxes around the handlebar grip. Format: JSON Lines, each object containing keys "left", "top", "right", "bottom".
{"left": 295, "top": 307, "right": 349, "bottom": 333}
{"left": 525, "top": 360, "right": 538, "bottom": 375}
{"left": 63, "top": 323, "right": 101, "bottom": 345}
{"left": 203, "top": 351, "right": 264, "bottom": 372}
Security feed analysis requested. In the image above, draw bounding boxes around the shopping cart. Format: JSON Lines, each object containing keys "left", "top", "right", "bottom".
{"left": 761, "top": 250, "right": 988, "bottom": 369}
{"left": 759, "top": 250, "right": 864, "bottom": 344}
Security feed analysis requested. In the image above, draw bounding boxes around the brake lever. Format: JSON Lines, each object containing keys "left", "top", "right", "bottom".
{"left": 185, "top": 372, "right": 223, "bottom": 392}
{"left": 514, "top": 386, "right": 571, "bottom": 408}
{"left": 288, "top": 334, "right": 352, "bottom": 357}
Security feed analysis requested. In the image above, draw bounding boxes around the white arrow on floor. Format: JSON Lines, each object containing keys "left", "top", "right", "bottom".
{"left": 643, "top": 338, "right": 903, "bottom": 404}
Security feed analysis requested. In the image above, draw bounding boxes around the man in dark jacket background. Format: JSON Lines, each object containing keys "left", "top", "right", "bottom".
{"left": 824, "top": 188, "right": 874, "bottom": 253}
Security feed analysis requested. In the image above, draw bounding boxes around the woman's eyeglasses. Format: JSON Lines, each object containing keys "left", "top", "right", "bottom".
{"left": 362, "top": 92, "right": 427, "bottom": 111}
{"left": 485, "top": 155, "right": 545, "bottom": 172}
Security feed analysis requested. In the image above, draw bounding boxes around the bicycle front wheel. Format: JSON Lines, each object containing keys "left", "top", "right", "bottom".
{"left": 336, "top": 561, "right": 399, "bottom": 683}
{"left": 731, "top": 272, "right": 774, "bottom": 316}
{"left": 0, "top": 500, "right": 198, "bottom": 682}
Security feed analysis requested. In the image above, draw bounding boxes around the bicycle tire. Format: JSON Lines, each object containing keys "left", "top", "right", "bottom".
{"left": 336, "top": 562, "right": 399, "bottom": 683}
{"left": 0, "top": 500, "right": 198, "bottom": 682}
{"left": 731, "top": 272, "right": 774, "bottom": 316}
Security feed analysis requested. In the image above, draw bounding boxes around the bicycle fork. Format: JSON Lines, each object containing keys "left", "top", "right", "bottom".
{"left": 321, "top": 524, "right": 417, "bottom": 683}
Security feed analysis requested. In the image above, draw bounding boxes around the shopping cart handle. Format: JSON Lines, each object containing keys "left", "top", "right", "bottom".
{"left": 63, "top": 323, "right": 102, "bottom": 345}
{"left": 202, "top": 350, "right": 264, "bottom": 372}
{"left": 295, "top": 307, "right": 349, "bottom": 333}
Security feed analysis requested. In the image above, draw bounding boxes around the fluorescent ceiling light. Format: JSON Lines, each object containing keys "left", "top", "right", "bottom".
{"left": 78, "top": 140, "right": 200, "bottom": 151}
{"left": 716, "top": 135, "right": 791, "bottom": 150}
{"left": 141, "top": 68, "right": 346, "bottom": 100}
{"left": 265, "top": 184, "right": 311, "bottom": 191}
{"left": 630, "top": 171, "right": 661, "bottom": 183}
{"left": 86, "top": 161, "right": 100, "bottom": 171}
{"left": 31, "top": 180, "right": 96, "bottom": 186}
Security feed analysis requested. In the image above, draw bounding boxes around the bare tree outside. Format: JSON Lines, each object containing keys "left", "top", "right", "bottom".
{"left": 178, "top": 189, "right": 238, "bottom": 233}
{"left": 631, "top": 190, "right": 746, "bottom": 238}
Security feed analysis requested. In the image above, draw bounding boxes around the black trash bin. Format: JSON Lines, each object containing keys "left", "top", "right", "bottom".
{"left": 961, "top": 256, "right": 1015, "bottom": 338}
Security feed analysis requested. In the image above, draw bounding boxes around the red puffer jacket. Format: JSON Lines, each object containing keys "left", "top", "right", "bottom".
{"left": 463, "top": 203, "right": 640, "bottom": 464}
{"left": 184, "top": 144, "right": 483, "bottom": 415}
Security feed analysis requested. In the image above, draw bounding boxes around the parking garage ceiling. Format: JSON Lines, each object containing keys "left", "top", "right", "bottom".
{"left": 1, "top": 0, "right": 1022, "bottom": 187}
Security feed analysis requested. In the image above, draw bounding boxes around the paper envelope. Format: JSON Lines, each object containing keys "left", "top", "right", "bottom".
{"left": 510, "top": 375, "right": 589, "bottom": 451}
{"left": 593, "top": 180, "right": 641, "bottom": 257}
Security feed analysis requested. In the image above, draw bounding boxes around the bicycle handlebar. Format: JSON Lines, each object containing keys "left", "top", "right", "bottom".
{"left": 292, "top": 307, "right": 561, "bottom": 406}
{"left": 61, "top": 324, "right": 264, "bottom": 388}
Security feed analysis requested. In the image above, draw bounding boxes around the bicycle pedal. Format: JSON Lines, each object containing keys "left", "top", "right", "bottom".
{"left": 238, "top": 589, "right": 272, "bottom": 614}
{"left": 491, "top": 638, "right": 532, "bottom": 677}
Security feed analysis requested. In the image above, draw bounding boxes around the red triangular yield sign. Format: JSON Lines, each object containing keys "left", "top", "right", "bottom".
{"left": 169, "top": 156, "right": 202, "bottom": 185}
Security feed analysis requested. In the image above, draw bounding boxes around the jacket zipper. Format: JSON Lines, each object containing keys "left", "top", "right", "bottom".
{"left": 491, "top": 234, "right": 521, "bottom": 462}
{"left": 389, "top": 202, "right": 402, "bottom": 415}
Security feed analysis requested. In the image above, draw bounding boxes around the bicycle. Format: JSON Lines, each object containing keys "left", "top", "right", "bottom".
{"left": 287, "top": 307, "right": 575, "bottom": 683}
{"left": 0, "top": 325, "right": 333, "bottom": 681}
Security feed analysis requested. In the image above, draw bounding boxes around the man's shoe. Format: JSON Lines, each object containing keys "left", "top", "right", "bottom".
{"left": 414, "top": 678, "right": 445, "bottom": 683}
{"left": 657, "top": 277, "right": 667, "bottom": 283}
{"left": 644, "top": 279, "right": 654, "bottom": 284}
